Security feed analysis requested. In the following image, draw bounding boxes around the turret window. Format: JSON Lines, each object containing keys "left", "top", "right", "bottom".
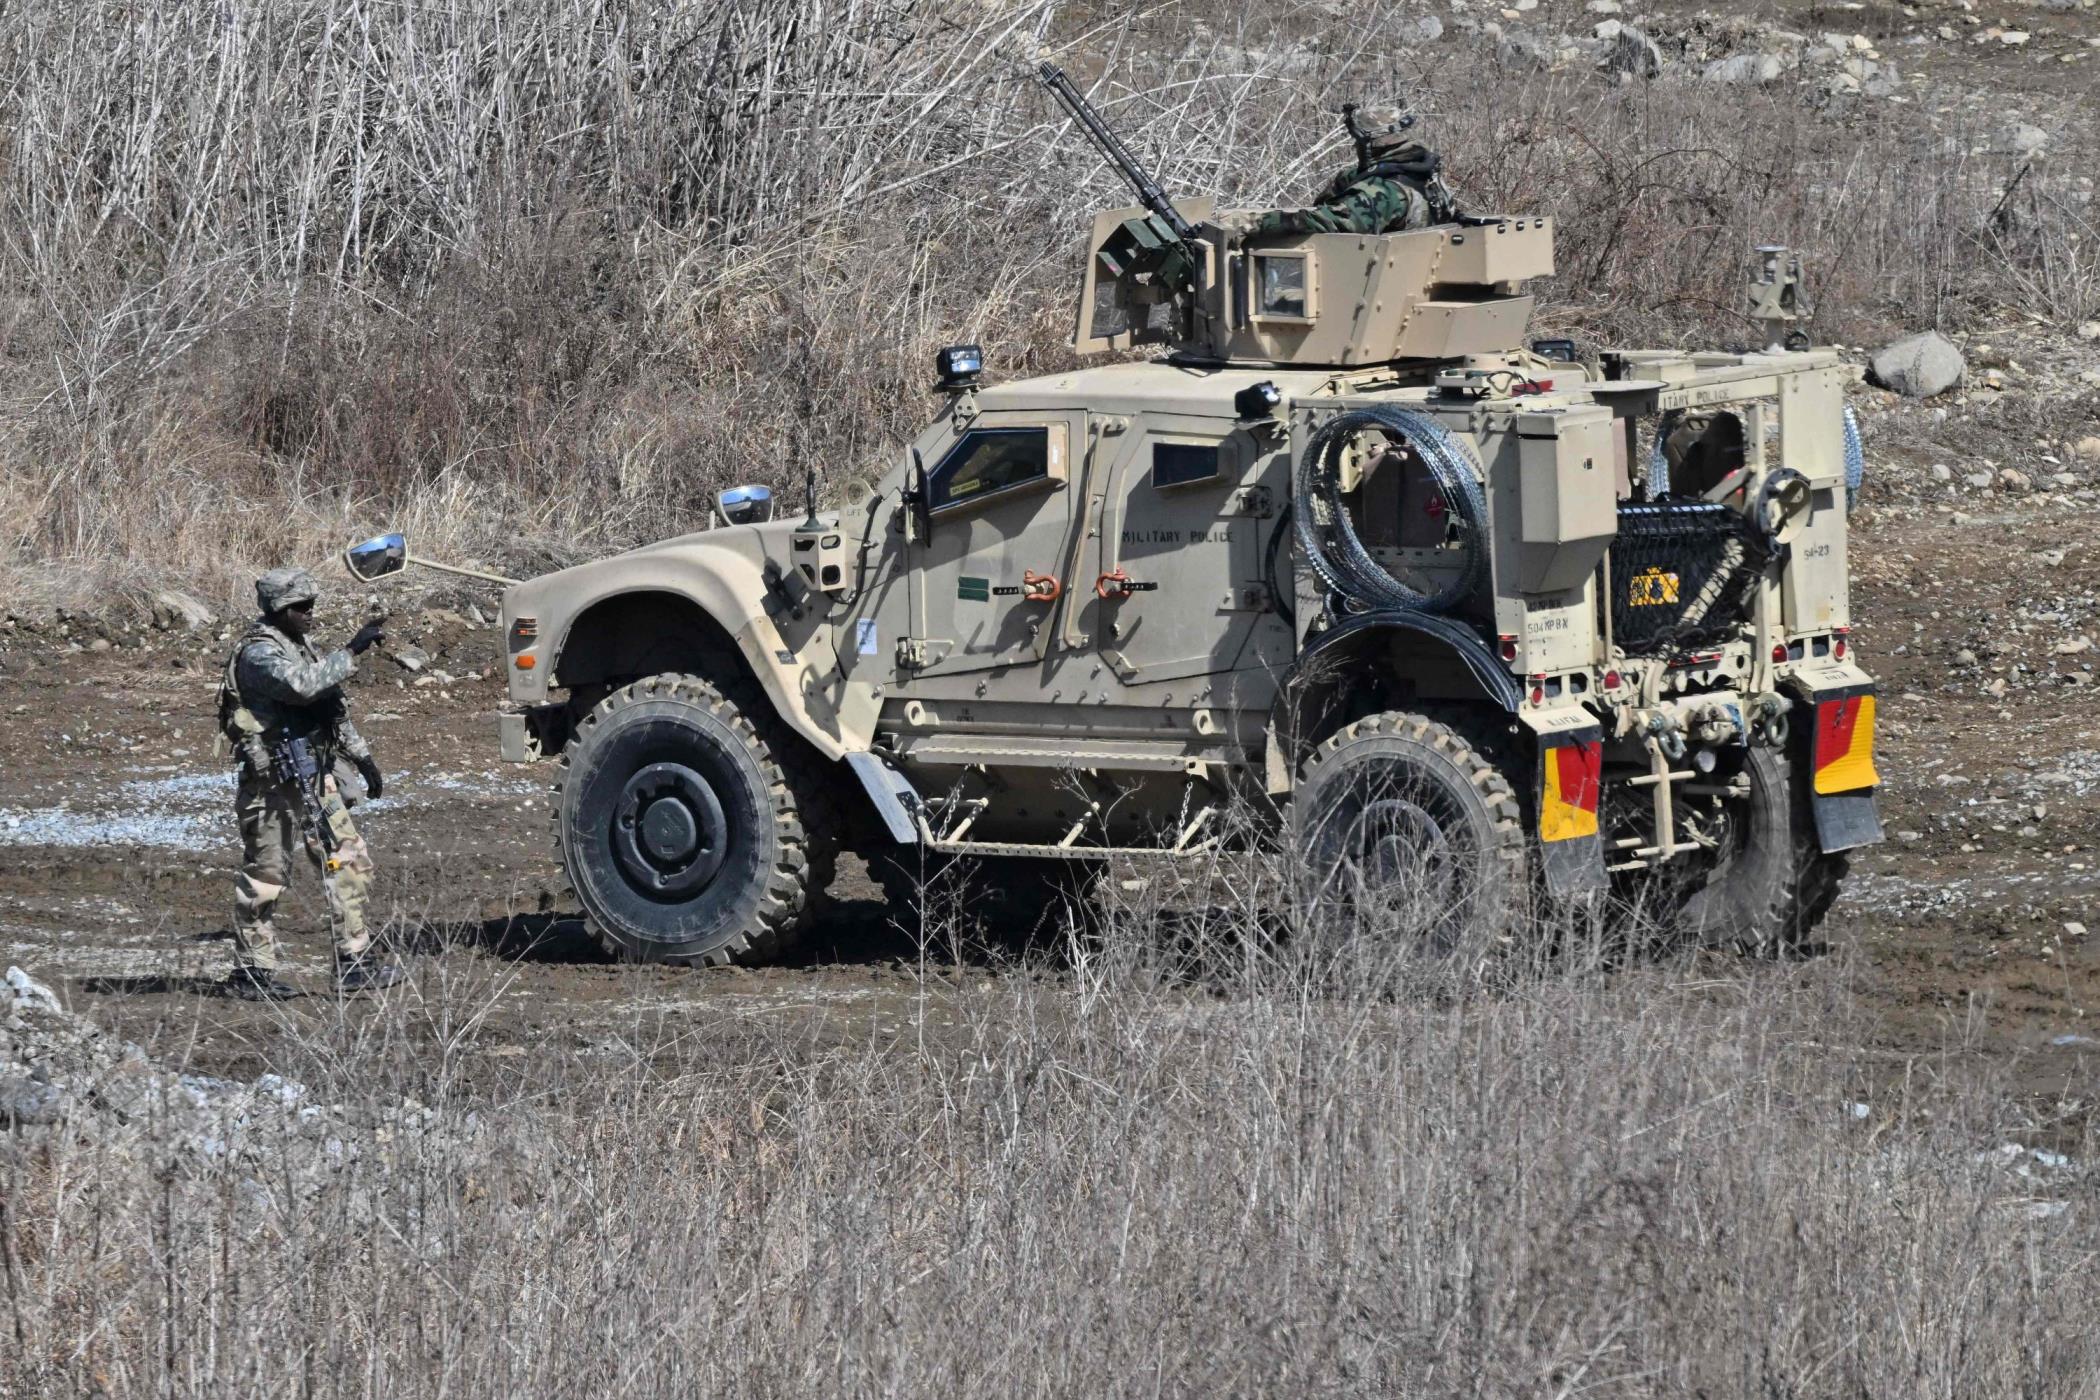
{"left": 1252, "top": 252, "right": 1315, "bottom": 322}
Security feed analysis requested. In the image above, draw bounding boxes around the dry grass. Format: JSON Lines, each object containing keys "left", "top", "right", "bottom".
{"left": 5, "top": 879, "right": 2096, "bottom": 1396}
{"left": 0, "top": 0, "right": 2091, "bottom": 611}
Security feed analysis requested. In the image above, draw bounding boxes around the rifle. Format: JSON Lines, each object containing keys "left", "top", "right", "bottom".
{"left": 270, "top": 735, "right": 344, "bottom": 874}
{"left": 1036, "top": 63, "right": 1196, "bottom": 247}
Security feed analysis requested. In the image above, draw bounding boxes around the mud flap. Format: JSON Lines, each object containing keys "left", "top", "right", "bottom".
{"left": 845, "top": 751, "right": 924, "bottom": 844}
{"left": 1785, "top": 667, "right": 1885, "bottom": 854}
{"left": 1523, "top": 710, "right": 1606, "bottom": 897}
{"left": 1811, "top": 790, "right": 1883, "bottom": 853}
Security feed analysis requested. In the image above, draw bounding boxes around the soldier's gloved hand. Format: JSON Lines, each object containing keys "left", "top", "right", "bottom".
{"left": 348, "top": 620, "right": 387, "bottom": 655}
{"left": 354, "top": 755, "right": 384, "bottom": 801}
{"left": 1211, "top": 211, "right": 1262, "bottom": 243}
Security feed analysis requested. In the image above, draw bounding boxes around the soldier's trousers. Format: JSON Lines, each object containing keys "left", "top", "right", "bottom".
{"left": 231, "top": 768, "right": 375, "bottom": 971}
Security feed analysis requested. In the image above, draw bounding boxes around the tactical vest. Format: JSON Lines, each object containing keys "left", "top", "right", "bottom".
{"left": 215, "top": 622, "right": 346, "bottom": 772}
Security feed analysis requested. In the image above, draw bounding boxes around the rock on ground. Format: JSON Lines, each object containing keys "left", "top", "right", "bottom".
{"left": 1602, "top": 25, "right": 1663, "bottom": 77}
{"left": 2, "top": 964, "right": 482, "bottom": 1203}
{"left": 151, "top": 591, "right": 217, "bottom": 631}
{"left": 1705, "top": 52, "right": 1784, "bottom": 83}
{"left": 1868, "top": 331, "right": 1965, "bottom": 398}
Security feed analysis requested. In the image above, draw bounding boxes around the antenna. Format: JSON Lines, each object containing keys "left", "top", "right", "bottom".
{"left": 803, "top": 461, "right": 820, "bottom": 527}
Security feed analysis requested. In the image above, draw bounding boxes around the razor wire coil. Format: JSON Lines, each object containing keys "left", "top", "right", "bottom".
{"left": 1294, "top": 406, "right": 1487, "bottom": 614}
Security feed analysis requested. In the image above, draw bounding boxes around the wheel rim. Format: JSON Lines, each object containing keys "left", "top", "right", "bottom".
{"left": 609, "top": 760, "right": 728, "bottom": 899}
{"left": 1307, "top": 759, "right": 1484, "bottom": 932}
{"left": 1347, "top": 796, "right": 1459, "bottom": 903}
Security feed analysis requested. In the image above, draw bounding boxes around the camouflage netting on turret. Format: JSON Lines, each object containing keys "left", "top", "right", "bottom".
{"left": 1611, "top": 502, "right": 1771, "bottom": 655}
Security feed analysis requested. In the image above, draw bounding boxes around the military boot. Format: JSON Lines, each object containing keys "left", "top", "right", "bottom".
{"left": 334, "top": 954, "right": 404, "bottom": 994}
{"left": 226, "top": 967, "right": 301, "bottom": 1001}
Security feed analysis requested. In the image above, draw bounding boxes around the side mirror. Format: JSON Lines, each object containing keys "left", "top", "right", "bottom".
{"left": 718, "top": 484, "right": 774, "bottom": 526}
{"left": 344, "top": 532, "right": 407, "bottom": 582}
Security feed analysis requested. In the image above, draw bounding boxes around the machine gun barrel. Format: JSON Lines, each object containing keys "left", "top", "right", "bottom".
{"left": 1036, "top": 63, "right": 1195, "bottom": 244}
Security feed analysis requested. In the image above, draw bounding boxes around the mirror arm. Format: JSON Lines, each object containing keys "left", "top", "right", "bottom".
{"left": 405, "top": 554, "right": 519, "bottom": 586}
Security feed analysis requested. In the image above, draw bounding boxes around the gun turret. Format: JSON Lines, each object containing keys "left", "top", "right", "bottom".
{"left": 1047, "top": 70, "right": 1554, "bottom": 368}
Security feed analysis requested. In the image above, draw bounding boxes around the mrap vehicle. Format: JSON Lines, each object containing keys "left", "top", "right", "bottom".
{"left": 369, "top": 82, "right": 1881, "bottom": 966}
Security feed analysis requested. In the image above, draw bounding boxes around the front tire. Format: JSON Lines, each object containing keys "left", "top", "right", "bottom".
{"left": 555, "top": 674, "right": 814, "bottom": 965}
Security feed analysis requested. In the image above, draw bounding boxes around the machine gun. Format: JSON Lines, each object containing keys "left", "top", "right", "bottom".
{"left": 1036, "top": 63, "right": 1201, "bottom": 302}
{"left": 270, "top": 735, "right": 343, "bottom": 873}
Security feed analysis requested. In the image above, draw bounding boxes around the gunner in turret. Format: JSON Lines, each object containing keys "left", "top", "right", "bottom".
{"left": 1220, "top": 105, "right": 1456, "bottom": 240}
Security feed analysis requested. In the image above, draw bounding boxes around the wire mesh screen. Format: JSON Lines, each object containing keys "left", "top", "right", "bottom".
{"left": 1611, "top": 502, "right": 1771, "bottom": 654}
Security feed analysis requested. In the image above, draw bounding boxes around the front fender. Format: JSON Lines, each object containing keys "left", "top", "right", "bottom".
{"left": 501, "top": 531, "right": 876, "bottom": 760}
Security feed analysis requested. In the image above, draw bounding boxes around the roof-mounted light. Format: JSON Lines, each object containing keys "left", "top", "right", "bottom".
{"left": 935, "top": 344, "right": 983, "bottom": 391}
{"left": 1234, "top": 380, "right": 1283, "bottom": 420}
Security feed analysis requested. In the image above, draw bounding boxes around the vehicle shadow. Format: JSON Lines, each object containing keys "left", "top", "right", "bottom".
{"left": 80, "top": 972, "right": 245, "bottom": 998}
{"left": 413, "top": 897, "right": 1064, "bottom": 971}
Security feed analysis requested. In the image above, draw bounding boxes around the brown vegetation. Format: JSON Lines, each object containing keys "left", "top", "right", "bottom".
{"left": 7, "top": 888, "right": 2099, "bottom": 1395}
{"left": 3, "top": 8, "right": 2098, "bottom": 1389}
{"left": 0, "top": 0, "right": 2091, "bottom": 611}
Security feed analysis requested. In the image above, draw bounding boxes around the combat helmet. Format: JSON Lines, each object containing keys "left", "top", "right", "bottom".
{"left": 1342, "top": 103, "right": 1456, "bottom": 221}
{"left": 256, "top": 566, "right": 320, "bottom": 615}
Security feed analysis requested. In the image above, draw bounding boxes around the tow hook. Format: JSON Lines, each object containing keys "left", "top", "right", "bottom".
{"left": 1747, "top": 692, "right": 1792, "bottom": 747}
{"left": 1642, "top": 710, "right": 1688, "bottom": 762}
{"left": 1095, "top": 569, "right": 1159, "bottom": 601}
{"left": 996, "top": 570, "right": 1064, "bottom": 602}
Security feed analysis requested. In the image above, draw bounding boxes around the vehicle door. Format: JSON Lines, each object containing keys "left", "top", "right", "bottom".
{"left": 905, "top": 408, "right": 1086, "bottom": 678}
{"left": 1081, "top": 415, "right": 1292, "bottom": 687}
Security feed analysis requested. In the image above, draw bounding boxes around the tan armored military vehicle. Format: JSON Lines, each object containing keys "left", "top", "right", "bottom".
{"left": 381, "top": 86, "right": 1881, "bottom": 966}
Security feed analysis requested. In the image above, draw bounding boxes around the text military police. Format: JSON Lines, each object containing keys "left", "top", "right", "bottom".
{"left": 216, "top": 567, "right": 403, "bottom": 999}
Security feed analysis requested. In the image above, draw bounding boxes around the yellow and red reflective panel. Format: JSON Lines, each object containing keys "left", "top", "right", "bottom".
{"left": 1812, "top": 691, "right": 1879, "bottom": 794}
{"left": 1539, "top": 737, "right": 1602, "bottom": 842}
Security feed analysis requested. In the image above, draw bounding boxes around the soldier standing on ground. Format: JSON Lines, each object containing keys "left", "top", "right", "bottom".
{"left": 1219, "top": 105, "right": 1456, "bottom": 240}
{"left": 217, "top": 567, "right": 402, "bottom": 1000}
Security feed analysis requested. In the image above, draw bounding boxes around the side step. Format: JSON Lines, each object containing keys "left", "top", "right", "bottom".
{"left": 842, "top": 749, "right": 1226, "bottom": 860}
{"left": 891, "top": 735, "right": 1246, "bottom": 774}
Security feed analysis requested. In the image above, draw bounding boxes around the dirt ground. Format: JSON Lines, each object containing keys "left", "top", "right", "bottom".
{"left": 3, "top": 440, "right": 2099, "bottom": 1111}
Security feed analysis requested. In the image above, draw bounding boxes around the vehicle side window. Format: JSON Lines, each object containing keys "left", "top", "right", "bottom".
{"left": 929, "top": 427, "right": 1049, "bottom": 513}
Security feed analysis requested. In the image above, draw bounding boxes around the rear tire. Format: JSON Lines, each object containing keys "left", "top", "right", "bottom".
{"left": 1677, "top": 745, "right": 1843, "bottom": 952}
{"left": 554, "top": 674, "right": 815, "bottom": 965}
{"left": 1295, "top": 710, "right": 1529, "bottom": 952}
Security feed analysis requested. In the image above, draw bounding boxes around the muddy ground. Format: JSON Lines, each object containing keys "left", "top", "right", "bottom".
{"left": 3, "top": 418, "right": 2099, "bottom": 1115}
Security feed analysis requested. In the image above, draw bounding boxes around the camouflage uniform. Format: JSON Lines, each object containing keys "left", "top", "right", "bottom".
{"left": 219, "top": 571, "right": 378, "bottom": 974}
{"left": 1244, "top": 113, "right": 1449, "bottom": 238}
{"left": 1250, "top": 170, "right": 1433, "bottom": 238}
